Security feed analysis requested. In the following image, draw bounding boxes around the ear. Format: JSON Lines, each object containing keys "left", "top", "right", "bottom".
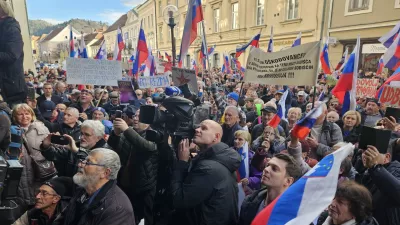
{"left": 52, "top": 195, "right": 61, "bottom": 204}
{"left": 285, "top": 176, "right": 295, "bottom": 187}
{"left": 384, "top": 153, "right": 392, "bottom": 164}
{"left": 102, "top": 167, "right": 111, "bottom": 179}
{"left": 215, "top": 132, "right": 222, "bottom": 141}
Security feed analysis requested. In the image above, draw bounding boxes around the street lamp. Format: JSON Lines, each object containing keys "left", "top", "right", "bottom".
{"left": 163, "top": 5, "right": 179, "bottom": 66}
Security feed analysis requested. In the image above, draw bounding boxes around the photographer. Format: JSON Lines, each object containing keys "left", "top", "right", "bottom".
{"left": 107, "top": 108, "right": 158, "bottom": 225}
{"left": 40, "top": 120, "right": 107, "bottom": 177}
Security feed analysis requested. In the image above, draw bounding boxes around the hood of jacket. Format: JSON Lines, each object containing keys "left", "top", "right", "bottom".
{"left": 0, "top": 101, "right": 11, "bottom": 114}
{"left": 200, "top": 142, "right": 241, "bottom": 172}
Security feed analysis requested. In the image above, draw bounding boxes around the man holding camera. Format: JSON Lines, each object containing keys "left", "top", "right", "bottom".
{"left": 40, "top": 120, "right": 108, "bottom": 177}
{"left": 171, "top": 120, "right": 241, "bottom": 225}
{"left": 107, "top": 107, "right": 158, "bottom": 225}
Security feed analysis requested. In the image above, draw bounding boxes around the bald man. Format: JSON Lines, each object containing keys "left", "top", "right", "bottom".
{"left": 171, "top": 120, "right": 241, "bottom": 225}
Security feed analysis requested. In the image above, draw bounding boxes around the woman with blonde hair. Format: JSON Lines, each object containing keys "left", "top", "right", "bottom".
{"left": 340, "top": 110, "right": 362, "bottom": 144}
{"left": 11, "top": 103, "right": 56, "bottom": 210}
{"left": 287, "top": 107, "right": 302, "bottom": 130}
{"left": 0, "top": 0, "right": 27, "bottom": 105}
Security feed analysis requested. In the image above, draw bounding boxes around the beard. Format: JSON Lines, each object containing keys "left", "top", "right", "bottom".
{"left": 73, "top": 168, "right": 99, "bottom": 188}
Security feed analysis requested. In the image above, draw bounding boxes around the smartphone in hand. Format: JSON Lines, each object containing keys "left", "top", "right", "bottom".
{"left": 50, "top": 135, "right": 69, "bottom": 145}
{"left": 115, "top": 110, "right": 122, "bottom": 119}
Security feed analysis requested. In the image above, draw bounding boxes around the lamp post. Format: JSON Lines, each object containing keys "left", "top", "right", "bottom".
{"left": 168, "top": 11, "right": 176, "bottom": 66}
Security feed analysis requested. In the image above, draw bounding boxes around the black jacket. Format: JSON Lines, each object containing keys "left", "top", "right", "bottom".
{"left": 25, "top": 199, "right": 69, "bottom": 225}
{"left": 239, "top": 188, "right": 268, "bottom": 225}
{"left": 107, "top": 128, "right": 158, "bottom": 194}
{"left": 222, "top": 123, "right": 243, "bottom": 147}
{"left": 40, "top": 139, "right": 107, "bottom": 177}
{"left": 69, "top": 103, "right": 95, "bottom": 120}
{"left": 36, "top": 95, "right": 63, "bottom": 107}
{"left": 171, "top": 142, "right": 241, "bottom": 225}
{"left": 0, "top": 101, "right": 11, "bottom": 152}
{"left": 0, "top": 17, "right": 27, "bottom": 104}
{"left": 102, "top": 102, "right": 123, "bottom": 116}
{"left": 63, "top": 180, "right": 135, "bottom": 225}
{"left": 356, "top": 160, "right": 400, "bottom": 225}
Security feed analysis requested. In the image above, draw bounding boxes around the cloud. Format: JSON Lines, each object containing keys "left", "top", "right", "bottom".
{"left": 121, "top": 0, "right": 141, "bottom": 8}
{"left": 41, "top": 18, "right": 64, "bottom": 25}
{"left": 98, "top": 10, "right": 125, "bottom": 24}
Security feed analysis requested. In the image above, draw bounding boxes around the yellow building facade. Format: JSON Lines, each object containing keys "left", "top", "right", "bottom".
{"left": 156, "top": 0, "right": 328, "bottom": 68}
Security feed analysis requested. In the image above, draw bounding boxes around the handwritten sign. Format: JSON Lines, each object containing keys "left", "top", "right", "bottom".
{"left": 117, "top": 80, "right": 136, "bottom": 105}
{"left": 379, "top": 86, "right": 400, "bottom": 107}
{"left": 245, "top": 41, "right": 320, "bottom": 85}
{"left": 138, "top": 75, "right": 170, "bottom": 89}
{"left": 356, "top": 79, "right": 380, "bottom": 98}
{"left": 66, "top": 58, "right": 121, "bottom": 86}
{"left": 171, "top": 67, "right": 198, "bottom": 94}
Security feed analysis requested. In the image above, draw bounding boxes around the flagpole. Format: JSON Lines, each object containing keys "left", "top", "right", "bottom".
{"left": 200, "top": 20, "right": 211, "bottom": 72}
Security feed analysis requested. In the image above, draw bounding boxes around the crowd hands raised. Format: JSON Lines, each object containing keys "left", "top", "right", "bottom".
{"left": 0, "top": 64, "right": 399, "bottom": 225}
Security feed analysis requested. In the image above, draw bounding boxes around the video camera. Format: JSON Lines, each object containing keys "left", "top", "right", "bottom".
{"left": 0, "top": 155, "right": 23, "bottom": 205}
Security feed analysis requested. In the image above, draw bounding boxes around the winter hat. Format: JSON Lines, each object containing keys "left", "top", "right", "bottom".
{"left": 227, "top": 92, "right": 239, "bottom": 102}
{"left": 43, "top": 177, "right": 69, "bottom": 196}
{"left": 92, "top": 107, "right": 106, "bottom": 116}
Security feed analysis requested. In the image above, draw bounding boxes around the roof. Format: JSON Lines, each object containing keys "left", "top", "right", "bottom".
{"left": 91, "top": 36, "right": 104, "bottom": 46}
{"left": 31, "top": 36, "right": 40, "bottom": 41}
{"left": 39, "top": 34, "right": 47, "bottom": 41}
{"left": 104, "top": 14, "right": 127, "bottom": 33}
{"left": 84, "top": 33, "right": 98, "bottom": 43}
{"left": 41, "top": 27, "right": 64, "bottom": 42}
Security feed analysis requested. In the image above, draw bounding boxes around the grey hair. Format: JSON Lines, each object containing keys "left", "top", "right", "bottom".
{"left": 81, "top": 120, "right": 105, "bottom": 137}
{"left": 65, "top": 107, "right": 79, "bottom": 118}
{"left": 90, "top": 148, "right": 121, "bottom": 180}
{"left": 224, "top": 106, "right": 240, "bottom": 116}
{"left": 55, "top": 81, "right": 65, "bottom": 89}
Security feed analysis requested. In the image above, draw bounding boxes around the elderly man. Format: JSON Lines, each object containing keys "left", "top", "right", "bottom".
{"left": 222, "top": 106, "right": 243, "bottom": 147}
{"left": 12, "top": 177, "right": 71, "bottom": 225}
{"left": 361, "top": 98, "right": 384, "bottom": 127}
{"left": 53, "top": 81, "right": 69, "bottom": 103}
{"left": 108, "top": 108, "right": 158, "bottom": 225}
{"left": 171, "top": 120, "right": 241, "bottom": 225}
{"left": 70, "top": 89, "right": 95, "bottom": 121}
{"left": 251, "top": 106, "right": 288, "bottom": 141}
{"left": 103, "top": 91, "right": 122, "bottom": 116}
{"left": 40, "top": 120, "right": 107, "bottom": 177}
{"left": 63, "top": 148, "right": 135, "bottom": 225}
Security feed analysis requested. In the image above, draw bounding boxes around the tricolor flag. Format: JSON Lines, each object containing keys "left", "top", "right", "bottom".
{"left": 268, "top": 90, "right": 289, "bottom": 128}
{"left": 235, "top": 33, "right": 261, "bottom": 58}
{"left": 165, "top": 52, "right": 172, "bottom": 62}
{"left": 221, "top": 53, "right": 231, "bottom": 74}
{"left": 251, "top": 143, "right": 354, "bottom": 225}
{"left": 200, "top": 38, "right": 208, "bottom": 69}
{"left": 291, "top": 32, "right": 301, "bottom": 47}
{"left": 78, "top": 33, "right": 88, "bottom": 58}
{"left": 382, "top": 30, "right": 400, "bottom": 71}
{"left": 133, "top": 20, "right": 149, "bottom": 77}
{"left": 379, "top": 21, "right": 400, "bottom": 48}
{"left": 376, "top": 55, "right": 384, "bottom": 76}
{"left": 291, "top": 103, "right": 324, "bottom": 140}
{"left": 208, "top": 44, "right": 216, "bottom": 55}
{"left": 318, "top": 91, "right": 325, "bottom": 101}
{"left": 267, "top": 27, "right": 273, "bottom": 53}
{"left": 332, "top": 37, "right": 360, "bottom": 114}
{"left": 320, "top": 42, "right": 331, "bottom": 74}
{"left": 129, "top": 54, "right": 135, "bottom": 62}
{"left": 157, "top": 51, "right": 163, "bottom": 59}
{"left": 335, "top": 48, "right": 348, "bottom": 71}
{"left": 144, "top": 46, "right": 155, "bottom": 76}
{"left": 69, "top": 25, "right": 76, "bottom": 58}
{"left": 192, "top": 59, "right": 198, "bottom": 76}
{"left": 177, "top": 0, "right": 204, "bottom": 68}
{"left": 113, "top": 27, "right": 125, "bottom": 61}
{"left": 236, "top": 142, "right": 249, "bottom": 181}
{"left": 94, "top": 40, "right": 107, "bottom": 60}
{"left": 375, "top": 66, "right": 400, "bottom": 99}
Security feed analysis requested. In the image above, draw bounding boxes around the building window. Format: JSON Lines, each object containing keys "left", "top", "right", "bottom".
{"left": 345, "top": 0, "right": 373, "bottom": 15}
{"left": 230, "top": 53, "right": 235, "bottom": 69}
{"left": 151, "top": 14, "right": 154, "bottom": 27}
{"left": 231, "top": 3, "right": 239, "bottom": 29}
{"left": 214, "top": 8, "right": 220, "bottom": 32}
{"left": 144, "top": 18, "right": 146, "bottom": 27}
{"left": 148, "top": 16, "right": 150, "bottom": 27}
{"left": 256, "top": 0, "right": 265, "bottom": 25}
{"left": 213, "top": 53, "right": 220, "bottom": 67}
{"left": 159, "top": 26, "right": 163, "bottom": 42}
{"left": 159, "top": 1, "right": 162, "bottom": 15}
{"left": 197, "top": 23, "right": 203, "bottom": 36}
{"left": 287, "top": 0, "right": 299, "bottom": 20}
{"left": 186, "top": 55, "right": 191, "bottom": 68}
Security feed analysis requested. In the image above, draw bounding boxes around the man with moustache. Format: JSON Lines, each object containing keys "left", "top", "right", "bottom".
{"left": 63, "top": 148, "right": 135, "bottom": 225}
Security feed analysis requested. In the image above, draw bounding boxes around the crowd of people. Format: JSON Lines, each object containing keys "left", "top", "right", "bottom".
{"left": 2, "top": 1, "right": 400, "bottom": 225}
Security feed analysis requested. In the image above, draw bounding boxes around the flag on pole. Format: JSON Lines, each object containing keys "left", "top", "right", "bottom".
{"left": 144, "top": 46, "right": 155, "bottom": 76}
{"left": 79, "top": 33, "right": 88, "bottom": 58}
{"left": 268, "top": 90, "right": 289, "bottom": 128}
{"left": 235, "top": 33, "right": 261, "bottom": 58}
{"left": 236, "top": 142, "right": 249, "bottom": 181}
{"left": 375, "top": 66, "right": 400, "bottom": 99}
{"left": 157, "top": 51, "right": 163, "bottom": 59}
{"left": 165, "top": 52, "right": 172, "bottom": 62}
{"left": 192, "top": 59, "right": 198, "bottom": 76}
{"left": 335, "top": 47, "right": 348, "bottom": 71}
{"left": 382, "top": 30, "right": 400, "bottom": 71}
{"left": 291, "top": 32, "right": 301, "bottom": 47}
{"left": 200, "top": 38, "right": 208, "bottom": 69}
{"left": 291, "top": 103, "right": 324, "bottom": 140}
{"left": 177, "top": 0, "right": 204, "bottom": 68}
{"left": 221, "top": 53, "right": 231, "bottom": 74}
{"left": 208, "top": 44, "right": 216, "bottom": 55}
{"left": 320, "top": 43, "right": 331, "bottom": 74}
{"left": 94, "top": 40, "right": 107, "bottom": 60}
{"left": 113, "top": 27, "right": 125, "bottom": 61}
{"left": 332, "top": 37, "right": 360, "bottom": 114}
{"left": 379, "top": 21, "right": 400, "bottom": 48}
{"left": 267, "top": 26, "right": 273, "bottom": 53}
{"left": 133, "top": 20, "right": 149, "bottom": 77}
{"left": 69, "top": 25, "right": 76, "bottom": 58}
{"left": 251, "top": 143, "right": 354, "bottom": 225}
{"left": 376, "top": 55, "right": 384, "bottom": 76}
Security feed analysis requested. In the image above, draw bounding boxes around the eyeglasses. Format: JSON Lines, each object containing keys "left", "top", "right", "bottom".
{"left": 36, "top": 190, "right": 59, "bottom": 198}
{"left": 78, "top": 159, "right": 106, "bottom": 167}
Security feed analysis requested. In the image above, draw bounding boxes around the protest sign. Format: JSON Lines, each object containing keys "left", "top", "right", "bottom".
{"left": 379, "top": 86, "right": 400, "bottom": 107}
{"left": 390, "top": 81, "right": 400, "bottom": 87}
{"left": 138, "top": 75, "right": 170, "bottom": 89}
{"left": 244, "top": 41, "right": 320, "bottom": 85}
{"left": 356, "top": 79, "right": 380, "bottom": 98}
{"left": 66, "top": 58, "right": 122, "bottom": 86}
{"left": 171, "top": 67, "right": 198, "bottom": 94}
{"left": 117, "top": 80, "right": 136, "bottom": 105}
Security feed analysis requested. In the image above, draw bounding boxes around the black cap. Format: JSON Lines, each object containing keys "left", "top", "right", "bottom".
{"left": 261, "top": 106, "right": 277, "bottom": 114}
{"left": 39, "top": 100, "right": 56, "bottom": 119}
{"left": 123, "top": 105, "right": 139, "bottom": 117}
{"left": 42, "top": 177, "right": 71, "bottom": 196}
{"left": 366, "top": 98, "right": 380, "bottom": 106}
